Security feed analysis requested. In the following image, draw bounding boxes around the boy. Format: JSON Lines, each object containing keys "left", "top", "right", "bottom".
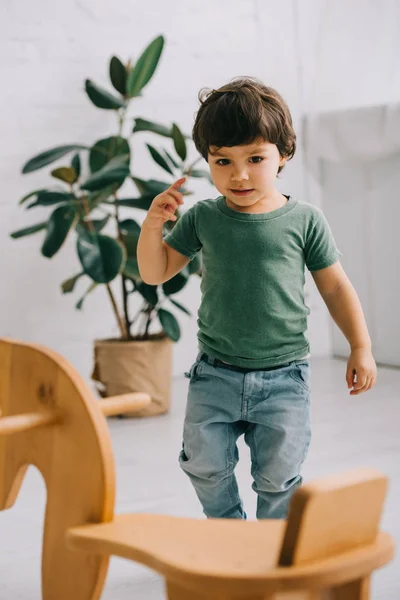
{"left": 137, "top": 77, "right": 377, "bottom": 520}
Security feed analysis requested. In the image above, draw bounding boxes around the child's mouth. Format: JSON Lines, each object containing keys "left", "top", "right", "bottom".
{"left": 230, "top": 189, "right": 254, "bottom": 196}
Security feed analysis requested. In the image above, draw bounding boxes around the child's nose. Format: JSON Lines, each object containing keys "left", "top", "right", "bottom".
{"left": 231, "top": 170, "right": 249, "bottom": 181}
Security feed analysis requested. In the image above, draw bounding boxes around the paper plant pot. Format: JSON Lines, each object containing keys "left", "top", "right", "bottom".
{"left": 91, "top": 334, "right": 173, "bottom": 417}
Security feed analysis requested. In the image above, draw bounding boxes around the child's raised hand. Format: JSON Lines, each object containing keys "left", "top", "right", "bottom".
{"left": 144, "top": 177, "right": 186, "bottom": 230}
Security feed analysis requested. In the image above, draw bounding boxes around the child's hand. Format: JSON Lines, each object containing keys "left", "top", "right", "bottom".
{"left": 143, "top": 177, "right": 186, "bottom": 230}
{"left": 346, "top": 348, "right": 377, "bottom": 395}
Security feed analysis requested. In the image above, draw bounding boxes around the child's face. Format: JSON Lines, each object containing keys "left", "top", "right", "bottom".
{"left": 207, "top": 139, "right": 286, "bottom": 208}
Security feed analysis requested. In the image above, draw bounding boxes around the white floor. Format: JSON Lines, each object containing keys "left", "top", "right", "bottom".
{"left": 0, "top": 357, "right": 399, "bottom": 599}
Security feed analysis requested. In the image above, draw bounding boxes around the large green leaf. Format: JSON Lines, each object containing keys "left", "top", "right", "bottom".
{"left": 71, "top": 153, "right": 81, "bottom": 178}
{"left": 132, "top": 177, "right": 189, "bottom": 198}
{"left": 41, "top": 205, "right": 76, "bottom": 258}
{"left": 61, "top": 272, "right": 84, "bottom": 294}
{"left": 132, "top": 177, "right": 170, "bottom": 196}
{"left": 136, "top": 281, "right": 158, "bottom": 305}
{"left": 123, "top": 257, "right": 140, "bottom": 280}
{"left": 120, "top": 219, "right": 141, "bottom": 279}
{"left": 112, "top": 194, "right": 155, "bottom": 210}
{"left": 119, "top": 218, "right": 141, "bottom": 239}
{"left": 162, "top": 269, "right": 189, "bottom": 295}
{"left": 109, "top": 56, "right": 127, "bottom": 95}
{"left": 19, "top": 188, "right": 48, "bottom": 205}
{"left": 51, "top": 166, "right": 78, "bottom": 184}
{"left": 81, "top": 155, "right": 130, "bottom": 191}
{"left": 132, "top": 118, "right": 172, "bottom": 137}
{"left": 168, "top": 297, "right": 192, "bottom": 316}
{"left": 163, "top": 149, "right": 181, "bottom": 169}
{"left": 85, "top": 79, "right": 125, "bottom": 110}
{"left": 77, "top": 231, "right": 125, "bottom": 283}
{"left": 158, "top": 308, "right": 180, "bottom": 342}
{"left": 89, "top": 136, "right": 130, "bottom": 173}
{"left": 22, "top": 145, "right": 87, "bottom": 174}
{"left": 80, "top": 166, "right": 129, "bottom": 191}
{"left": 132, "top": 117, "right": 192, "bottom": 139}
{"left": 187, "top": 168, "right": 213, "bottom": 184}
{"left": 85, "top": 185, "right": 118, "bottom": 210}
{"left": 76, "top": 214, "right": 110, "bottom": 234}
{"left": 126, "top": 36, "right": 165, "bottom": 97}
{"left": 146, "top": 144, "right": 174, "bottom": 175}
{"left": 27, "top": 191, "right": 75, "bottom": 209}
{"left": 172, "top": 123, "right": 187, "bottom": 162}
{"left": 10, "top": 221, "right": 47, "bottom": 239}
{"left": 76, "top": 281, "right": 97, "bottom": 310}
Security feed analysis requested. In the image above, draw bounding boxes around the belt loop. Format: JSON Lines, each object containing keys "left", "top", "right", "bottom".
{"left": 202, "top": 353, "right": 215, "bottom": 366}
{"left": 198, "top": 352, "right": 207, "bottom": 364}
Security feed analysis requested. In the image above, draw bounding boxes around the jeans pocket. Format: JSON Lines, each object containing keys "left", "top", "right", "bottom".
{"left": 289, "top": 362, "right": 310, "bottom": 392}
{"left": 184, "top": 358, "right": 203, "bottom": 382}
{"left": 179, "top": 447, "right": 188, "bottom": 463}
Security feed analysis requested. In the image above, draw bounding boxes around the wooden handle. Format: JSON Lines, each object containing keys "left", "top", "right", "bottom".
{"left": 0, "top": 393, "right": 151, "bottom": 435}
{"left": 99, "top": 393, "right": 151, "bottom": 417}
{"left": 0, "top": 412, "right": 58, "bottom": 435}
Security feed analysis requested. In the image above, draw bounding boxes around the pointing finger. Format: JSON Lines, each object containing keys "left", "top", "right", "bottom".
{"left": 170, "top": 177, "right": 186, "bottom": 190}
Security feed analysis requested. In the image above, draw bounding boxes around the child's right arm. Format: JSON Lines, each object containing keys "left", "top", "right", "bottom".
{"left": 137, "top": 177, "right": 190, "bottom": 285}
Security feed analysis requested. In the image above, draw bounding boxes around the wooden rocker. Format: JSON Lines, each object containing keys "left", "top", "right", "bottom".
{"left": 0, "top": 338, "right": 395, "bottom": 600}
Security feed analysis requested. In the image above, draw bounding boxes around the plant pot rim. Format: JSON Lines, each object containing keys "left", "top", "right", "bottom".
{"left": 93, "top": 333, "right": 172, "bottom": 346}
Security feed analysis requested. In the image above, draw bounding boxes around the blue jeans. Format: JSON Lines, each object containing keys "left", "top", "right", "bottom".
{"left": 180, "top": 352, "right": 311, "bottom": 520}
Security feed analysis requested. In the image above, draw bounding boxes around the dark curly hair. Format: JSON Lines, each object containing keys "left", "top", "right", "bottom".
{"left": 192, "top": 77, "right": 296, "bottom": 174}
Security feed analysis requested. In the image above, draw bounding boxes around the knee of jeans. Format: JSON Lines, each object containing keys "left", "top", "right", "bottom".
{"left": 179, "top": 448, "right": 234, "bottom": 483}
{"left": 253, "top": 469, "right": 302, "bottom": 493}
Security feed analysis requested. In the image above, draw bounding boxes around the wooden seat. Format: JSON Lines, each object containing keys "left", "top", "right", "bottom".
{"left": 0, "top": 338, "right": 395, "bottom": 600}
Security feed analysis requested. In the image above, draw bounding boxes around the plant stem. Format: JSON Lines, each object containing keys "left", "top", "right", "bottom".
{"left": 144, "top": 306, "right": 152, "bottom": 338}
{"left": 81, "top": 193, "right": 128, "bottom": 339}
{"left": 118, "top": 106, "right": 126, "bottom": 136}
{"left": 114, "top": 195, "right": 131, "bottom": 338}
{"left": 122, "top": 275, "right": 131, "bottom": 336}
{"left": 106, "top": 284, "right": 128, "bottom": 338}
{"left": 138, "top": 309, "right": 149, "bottom": 338}
{"left": 184, "top": 156, "right": 202, "bottom": 177}
{"left": 130, "top": 304, "right": 144, "bottom": 328}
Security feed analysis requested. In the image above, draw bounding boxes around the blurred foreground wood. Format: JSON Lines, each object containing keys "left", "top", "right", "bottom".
{"left": 0, "top": 338, "right": 395, "bottom": 599}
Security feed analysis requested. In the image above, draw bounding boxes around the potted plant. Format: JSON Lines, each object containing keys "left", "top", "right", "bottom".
{"left": 11, "top": 35, "right": 212, "bottom": 417}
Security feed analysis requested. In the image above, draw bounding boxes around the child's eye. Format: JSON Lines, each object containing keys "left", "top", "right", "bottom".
{"left": 215, "top": 157, "right": 264, "bottom": 166}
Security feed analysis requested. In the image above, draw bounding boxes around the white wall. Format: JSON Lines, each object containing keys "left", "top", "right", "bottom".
{"left": 0, "top": 0, "right": 351, "bottom": 380}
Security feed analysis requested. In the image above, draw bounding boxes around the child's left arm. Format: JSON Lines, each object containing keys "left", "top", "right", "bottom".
{"left": 311, "top": 261, "right": 377, "bottom": 395}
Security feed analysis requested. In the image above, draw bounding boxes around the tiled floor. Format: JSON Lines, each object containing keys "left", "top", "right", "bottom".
{"left": 0, "top": 357, "right": 398, "bottom": 599}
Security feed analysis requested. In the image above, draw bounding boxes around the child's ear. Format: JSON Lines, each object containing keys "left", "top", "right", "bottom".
{"left": 279, "top": 155, "right": 287, "bottom": 167}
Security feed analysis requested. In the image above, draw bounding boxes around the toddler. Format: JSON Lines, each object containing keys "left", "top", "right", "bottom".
{"left": 137, "top": 77, "right": 377, "bottom": 520}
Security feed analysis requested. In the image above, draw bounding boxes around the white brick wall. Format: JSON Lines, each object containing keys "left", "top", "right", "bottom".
{"left": 0, "top": 0, "right": 332, "bottom": 380}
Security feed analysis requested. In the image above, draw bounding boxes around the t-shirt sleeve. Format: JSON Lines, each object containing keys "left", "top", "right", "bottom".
{"left": 304, "top": 207, "right": 343, "bottom": 272}
{"left": 163, "top": 205, "right": 202, "bottom": 259}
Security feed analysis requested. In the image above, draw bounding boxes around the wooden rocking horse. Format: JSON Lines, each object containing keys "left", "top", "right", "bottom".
{"left": 0, "top": 338, "right": 394, "bottom": 599}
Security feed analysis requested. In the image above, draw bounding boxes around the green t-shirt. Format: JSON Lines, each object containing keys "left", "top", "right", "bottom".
{"left": 163, "top": 195, "right": 342, "bottom": 368}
